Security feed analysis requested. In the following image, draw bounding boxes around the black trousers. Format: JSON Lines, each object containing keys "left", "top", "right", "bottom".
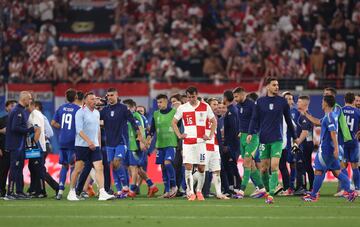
{"left": 174, "top": 145, "right": 183, "bottom": 190}
{"left": 302, "top": 142, "right": 314, "bottom": 190}
{"left": 279, "top": 149, "right": 290, "bottom": 190}
{"left": 43, "top": 152, "right": 59, "bottom": 193}
{"left": 8, "top": 150, "right": 25, "bottom": 194}
{"left": 0, "top": 151, "right": 11, "bottom": 195}
{"left": 28, "top": 154, "right": 45, "bottom": 194}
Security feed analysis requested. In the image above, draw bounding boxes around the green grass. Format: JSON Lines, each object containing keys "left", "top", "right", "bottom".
{"left": 0, "top": 183, "right": 359, "bottom": 227}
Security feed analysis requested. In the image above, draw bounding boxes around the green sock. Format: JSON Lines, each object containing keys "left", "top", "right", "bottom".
{"left": 251, "top": 169, "right": 264, "bottom": 189}
{"left": 269, "top": 171, "right": 279, "bottom": 196}
{"left": 261, "top": 171, "right": 270, "bottom": 192}
{"left": 240, "top": 168, "right": 251, "bottom": 191}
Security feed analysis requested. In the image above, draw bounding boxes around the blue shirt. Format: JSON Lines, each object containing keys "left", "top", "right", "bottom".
{"left": 53, "top": 103, "right": 80, "bottom": 149}
{"left": 100, "top": 102, "right": 138, "bottom": 147}
{"left": 5, "top": 104, "right": 34, "bottom": 151}
{"left": 237, "top": 98, "right": 256, "bottom": 133}
{"left": 342, "top": 105, "right": 360, "bottom": 141}
{"left": 224, "top": 104, "right": 240, "bottom": 149}
{"left": 249, "top": 95, "right": 296, "bottom": 144}
{"left": 320, "top": 112, "right": 338, "bottom": 156}
{"left": 75, "top": 106, "right": 100, "bottom": 147}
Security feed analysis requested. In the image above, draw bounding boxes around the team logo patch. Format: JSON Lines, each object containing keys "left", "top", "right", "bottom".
{"left": 269, "top": 104, "right": 274, "bottom": 110}
{"left": 110, "top": 111, "right": 114, "bottom": 117}
{"left": 240, "top": 107, "right": 243, "bottom": 114}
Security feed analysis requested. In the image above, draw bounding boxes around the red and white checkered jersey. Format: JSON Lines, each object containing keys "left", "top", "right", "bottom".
{"left": 205, "top": 118, "right": 219, "bottom": 152}
{"left": 174, "top": 101, "right": 215, "bottom": 145}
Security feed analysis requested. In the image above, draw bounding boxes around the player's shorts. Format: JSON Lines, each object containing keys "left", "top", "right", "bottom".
{"left": 344, "top": 141, "right": 359, "bottom": 163}
{"left": 205, "top": 151, "right": 221, "bottom": 172}
{"left": 182, "top": 143, "right": 206, "bottom": 165}
{"left": 128, "top": 150, "right": 146, "bottom": 167}
{"left": 106, "top": 145, "right": 127, "bottom": 162}
{"left": 253, "top": 149, "right": 261, "bottom": 163}
{"left": 240, "top": 133, "right": 259, "bottom": 158}
{"left": 59, "top": 148, "right": 75, "bottom": 165}
{"left": 259, "top": 141, "right": 283, "bottom": 160}
{"left": 75, "top": 146, "right": 102, "bottom": 162}
{"left": 314, "top": 148, "right": 340, "bottom": 171}
{"left": 156, "top": 147, "right": 176, "bottom": 164}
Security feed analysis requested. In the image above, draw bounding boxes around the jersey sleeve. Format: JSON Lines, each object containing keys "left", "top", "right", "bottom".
{"left": 53, "top": 108, "right": 60, "bottom": 123}
{"left": 206, "top": 103, "right": 215, "bottom": 120}
{"left": 75, "top": 109, "right": 84, "bottom": 134}
{"left": 327, "top": 115, "right": 336, "bottom": 132}
{"left": 173, "top": 105, "right": 183, "bottom": 120}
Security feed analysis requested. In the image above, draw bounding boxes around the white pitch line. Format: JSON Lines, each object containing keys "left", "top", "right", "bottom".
{"left": 0, "top": 215, "right": 360, "bottom": 220}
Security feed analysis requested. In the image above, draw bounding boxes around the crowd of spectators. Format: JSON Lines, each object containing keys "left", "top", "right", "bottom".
{"left": 0, "top": 0, "right": 359, "bottom": 88}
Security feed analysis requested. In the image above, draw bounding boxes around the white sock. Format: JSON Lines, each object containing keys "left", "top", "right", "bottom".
{"left": 185, "top": 170, "right": 194, "bottom": 194}
{"left": 58, "top": 190, "right": 64, "bottom": 195}
{"left": 99, "top": 188, "right": 106, "bottom": 194}
{"left": 196, "top": 172, "right": 205, "bottom": 192}
{"left": 213, "top": 173, "right": 222, "bottom": 196}
{"left": 193, "top": 171, "right": 200, "bottom": 185}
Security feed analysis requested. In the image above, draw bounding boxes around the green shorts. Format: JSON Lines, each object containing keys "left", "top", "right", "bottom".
{"left": 240, "top": 133, "right": 259, "bottom": 158}
{"left": 259, "top": 141, "right": 283, "bottom": 160}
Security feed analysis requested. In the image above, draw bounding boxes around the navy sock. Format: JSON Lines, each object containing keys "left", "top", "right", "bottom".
{"left": 311, "top": 173, "right": 325, "bottom": 197}
{"left": 59, "top": 166, "right": 68, "bottom": 191}
{"left": 340, "top": 168, "right": 348, "bottom": 190}
{"left": 165, "top": 163, "right": 176, "bottom": 188}
{"left": 338, "top": 171, "right": 351, "bottom": 192}
{"left": 146, "top": 179, "right": 154, "bottom": 187}
{"left": 352, "top": 168, "right": 360, "bottom": 190}
{"left": 112, "top": 168, "right": 122, "bottom": 191}
{"left": 117, "top": 166, "right": 128, "bottom": 187}
{"left": 162, "top": 168, "right": 170, "bottom": 192}
{"left": 290, "top": 167, "right": 296, "bottom": 190}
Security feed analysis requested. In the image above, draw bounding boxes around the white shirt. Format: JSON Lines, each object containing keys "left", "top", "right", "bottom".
{"left": 39, "top": 1, "right": 54, "bottom": 21}
{"left": 28, "top": 109, "right": 46, "bottom": 152}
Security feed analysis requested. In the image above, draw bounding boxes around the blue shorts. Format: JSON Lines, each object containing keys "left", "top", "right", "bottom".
{"left": 59, "top": 148, "right": 75, "bottom": 165}
{"left": 253, "top": 149, "right": 260, "bottom": 163}
{"left": 106, "top": 145, "right": 127, "bottom": 162}
{"left": 156, "top": 147, "right": 176, "bottom": 164}
{"left": 344, "top": 141, "right": 359, "bottom": 163}
{"left": 75, "top": 146, "right": 102, "bottom": 162}
{"left": 314, "top": 152, "right": 340, "bottom": 172}
{"left": 128, "top": 150, "right": 146, "bottom": 167}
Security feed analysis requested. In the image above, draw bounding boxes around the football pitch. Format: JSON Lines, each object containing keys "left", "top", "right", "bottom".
{"left": 0, "top": 183, "right": 359, "bottom": 227}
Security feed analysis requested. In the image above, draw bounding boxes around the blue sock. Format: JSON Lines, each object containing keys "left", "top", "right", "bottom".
{"left": 112, "top": 168, "right": 122, "bottom": 191}
{"left": 162, "top": 168, "right": 170, "bottom": 192}
{"left": 146, "top": 179, "right": 154, "bottom": 187}
{"left": 311, "top": 173, "right": 326, "bottom": 197}
{"left": 165, "top": 163, "right": 176, "bottom": 188}
{"left": 59, "top": 166, "right": 68, "bottom": 191}
{"left": 117, "top": 166, "right": 129, "bottom": 187}
{"left": 290, "top": 167, "right": 296, "bottom": 189}
{"left": 338, "top": 171, "right": 351, "bottom": 192}
{"left": 340, "top": 168, "right": 348, "bottom": 190}
{"left": 124, "top": 167, "right": 130, "bottom": 186}
{"left": 352, "top": 168, "right": 360, "bottom": 190}
{"left": 130, "top": 184, "right": 137, "bottom": 192}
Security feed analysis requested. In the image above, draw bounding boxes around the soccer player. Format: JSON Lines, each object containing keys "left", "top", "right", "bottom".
{"left": 123, "top": 99, "right": 158, "bottom": 198}
{"left": 233, "top": 87, "right": 266, "bottom": 198}
{"left": 302, "top": 95, "right": 357, "bottom": 202}
{"left": 248, "top": 78, "right": 297, "bottom": 204}
{"left": 172, "top": 87, "right": 217, "bottom": 201}
{"left": 51, "top": 89, "right": 80, "bottom": 200}
{"left": 342, "top": 92, "right": 360, "bottom": 193}
{"left": 295, "top": 96, "right": 315, "bottom": 193}
{"left": 67, "top": 92, "right": 114, "bottom": 201}
{"left": 148, "top": 94, "right": 178, "bottom": 198}
{"left": 100, "top": 88, "right": 138, "bottom": 197}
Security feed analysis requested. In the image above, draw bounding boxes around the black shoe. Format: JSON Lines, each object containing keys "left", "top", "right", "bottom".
{"left": 294, "top": 187, "right": 307, "bottom": 196}
{"left": 16, "top": 192, "right": 32, "bottom": 200}
{"left": 32, "top": 193, "right": 47, "bottom": 198}
{"left": 107, "top": 189, "right": 114, "bottom": 195}
{"left": 176, "top": 191, "right": 185, "bottom": 197}
{"left": 4, "top": 194, "right": 17, "bottom": 200}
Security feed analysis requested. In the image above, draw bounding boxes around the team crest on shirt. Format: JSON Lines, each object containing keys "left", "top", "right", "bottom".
{"left": 110, "top": 111, "right": 114, "bottom": 117}
{"left": 240, "top": 107, "right": 243, "bottom": 114}
{"left": 269, "top": 103, "right": 274, "bottom": 110}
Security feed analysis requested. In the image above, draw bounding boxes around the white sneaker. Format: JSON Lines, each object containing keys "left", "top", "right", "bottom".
{"left": 98, "top": 189, "right": 115, "bottom": 201}
{"left": 67, "top": 189, "right": 79, "bottom": 201}
{"left": 334, "top": 190, "right": 345, "bottom": 197}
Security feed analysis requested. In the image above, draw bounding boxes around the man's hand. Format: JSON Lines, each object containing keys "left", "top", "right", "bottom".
{"left": 0, "top": 149, "right": 3, "bottom": 157}
{"left": 246, "top": 135, "right": 252, "bottom": 144}
{"left": 203, "top": 134, "right": 212, "bottom": 141}
{"left": 88, "top": 142, "right": 96, "bottom": 151}
{"left": 178, "top": 134, "right": 187, "bottom": 139}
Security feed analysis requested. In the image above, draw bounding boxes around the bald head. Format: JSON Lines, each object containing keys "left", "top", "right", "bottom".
{"left": 19, "top": 91, "right": 32, "bottom": 107}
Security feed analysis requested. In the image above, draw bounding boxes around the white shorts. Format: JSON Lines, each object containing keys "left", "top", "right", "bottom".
{"left": 205, "top": 151, "right": 221, "bottom": 172}
{"left": 182, "top": 143, "right": 206, "bottom": 165}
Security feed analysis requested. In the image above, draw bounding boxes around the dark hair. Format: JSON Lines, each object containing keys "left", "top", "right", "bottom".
{"left": 246, "top": 92, "right": 258, "bottom": 102}
{"left": 84, "top": 91, "right": 95, "bottom": 100}
{"left": 76, "top": 91, "right": 84, "bottom": 101}
{"left": 107, "top": 87, "right": 117, "bottom": 93}
{"left": 170, "top": 94, "right": 181, "bottom": 102}
{"left": 185, "top": 86, "right": 198, "bottom": 95}
{"left": 5, "top": 100, "right": 17, "bottom": 107}
{"left": 298, "top": 95, "right": 310, "bottom": 101}
{"left": 66, "top": 88, "right": 77, "bottom": 103}
{"left": 233, "top": 87, "right": 245, "bottom": 94}
{"left": 223, "top": 90, "right": 234, "bottom": 102}
{"left": 323, "top": 95, "right": 336, "bottom": 108}
{"left": 123, "top": 99, "right": 136, "bottom": 108}
{"left": 207, "top": 97, "right": 218, "bottom": 105}
{"left": 137, "top": 105, "right": 147, "bottom": 114}
{"left": 324, "top": 87, "right": 337, "bottom": 96}
{"left": 283, "top": 91, "right": 293, "bottom": 98}
{"left": 156, "top": 94, "right": 168, "bottom": 100}
{"left": 265, "top": 77, "right": 277, "bottom": 86}
{"left": 34, "top": 101, "right": 43, "bottom": 112}
{"left": 344, "top": 92, "right": 355, "bottom": 104}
